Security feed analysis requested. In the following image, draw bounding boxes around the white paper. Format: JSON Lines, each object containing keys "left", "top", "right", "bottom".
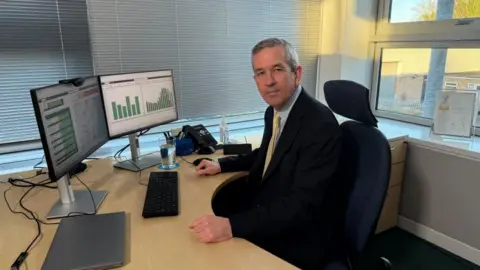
{"left": 433, "top": 90, "right": 477, "bottom": 137}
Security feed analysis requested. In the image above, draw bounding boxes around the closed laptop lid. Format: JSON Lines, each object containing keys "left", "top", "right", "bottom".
{"left": 42, "top": 211, "right": 126, "bottom": 270}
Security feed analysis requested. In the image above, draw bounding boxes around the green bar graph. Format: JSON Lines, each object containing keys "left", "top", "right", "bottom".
{"left": 112, "top": 102, "right": 118, "bottom": 120}
{"left": 126, "top": 96, "right": 132, "bottom": 117}
{"left": 135, "top": 96, "right": 141, "bottom": 115}
{"left": 111, "top": 96, "right": 141, "bottom": 120}
{"left": 117, "top": 104, "right": 123, "bottom": 118}
{"left": 145, "top": 88, "right": 174, "bottom": 113}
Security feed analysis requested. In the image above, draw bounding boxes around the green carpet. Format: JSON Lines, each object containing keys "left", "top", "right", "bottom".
{"left": 360, "top": 228, "right": 480, "bottom": 270}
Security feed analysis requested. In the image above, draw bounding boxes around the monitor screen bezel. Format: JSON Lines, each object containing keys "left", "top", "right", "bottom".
{"left": 30, "top": 76, "right": 109, "bottom": 182}
{"left": 98, "top": 69, "right": 179, "bottom": 139}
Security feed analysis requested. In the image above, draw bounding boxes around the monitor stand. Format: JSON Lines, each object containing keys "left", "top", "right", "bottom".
{"left": 47, "top": 175, "right": 107, "bottom": 219}
{"left": 113, "top": 134, "right": 161, "bottom": 172}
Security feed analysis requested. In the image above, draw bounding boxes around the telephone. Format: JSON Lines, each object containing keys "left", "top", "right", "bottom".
{"left": 182, "top": 124, "right": 217, "bottom": 150}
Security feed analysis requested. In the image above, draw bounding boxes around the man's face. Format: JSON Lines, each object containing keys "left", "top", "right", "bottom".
{"left": 252, "top": 46, "right": 302, "bottom": 110}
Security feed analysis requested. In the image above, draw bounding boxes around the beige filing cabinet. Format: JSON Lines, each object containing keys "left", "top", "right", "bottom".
{"left": 375, "top": 138, "right": 407, "bottom": 233}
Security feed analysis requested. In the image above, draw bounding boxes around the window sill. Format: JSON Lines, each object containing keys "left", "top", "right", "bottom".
{"left": 5, "top": 112, "right": 480, "bottom": 175}
{"left": 0, "top": 112, "right": 265, "bottom": 175}
{"left": 339, "top": 115, "right": 480, "bottom": 161}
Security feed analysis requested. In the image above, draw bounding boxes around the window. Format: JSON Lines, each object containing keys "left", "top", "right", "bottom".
{"left": 372, "top": 0, "right": 480, "bottom": 128}
{"left": 377, "top": 0, "right": 480, "bottom": 38}
{"left": 1, "top": 0, "right": 323, "bottom": 169}
{"left": 375, "top": 47, "right": 480, "bottom": 118}
{"left": 444, "top": 82, "right": 458, "bottom": 89}
{"left": 0, "top": 0, "right": 93, "bottom": 146}
{"left": 389, "top": 0, "right": 480, "bottom": 23}
{"left": 468, "top": 83, "right": 480, "bottom": 90}
{"left": 87, "top": 0, "right": 322, "bottom": 119}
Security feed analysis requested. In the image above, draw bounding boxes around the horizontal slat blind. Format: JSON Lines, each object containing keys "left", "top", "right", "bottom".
{"left": 87, "top": 0, "right": 322, "bottom": 119}
{"left": 58, "top": 0, "right": 94, "bottom": 78}
{"left": 0, "top": 0, "right": 93, "bottom": 144}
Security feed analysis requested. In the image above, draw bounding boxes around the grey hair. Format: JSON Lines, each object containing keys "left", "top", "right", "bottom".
{"left": 251, "top": 38, "right": 300, "bottom": 72}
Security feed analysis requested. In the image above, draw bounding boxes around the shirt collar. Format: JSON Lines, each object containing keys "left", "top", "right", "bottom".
{"left": 275, "top": 86, "right": 302, "bottom": 120}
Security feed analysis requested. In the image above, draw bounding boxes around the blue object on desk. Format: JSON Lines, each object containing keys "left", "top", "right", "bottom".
{"left": 176, "top": 138, "right": 194, "bottom": 156}
{"left": 158, "top": 163, "right": 180, "bottom": 170}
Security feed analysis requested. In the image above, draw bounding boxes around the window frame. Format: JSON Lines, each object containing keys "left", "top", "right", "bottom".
{"left": 370, "top": 40, "right": 480, "bottom": 127}
{"left": 370, "top": 0, "right": 480, "bottom": 130}
{"left": 0, "top": 111, "right": 264, "bottom": 155}
{"left": 444, "top": 81, "right": 458, "bottom": 89}
{"left": 375, "top": 0, "right": 480, "bottom": 41}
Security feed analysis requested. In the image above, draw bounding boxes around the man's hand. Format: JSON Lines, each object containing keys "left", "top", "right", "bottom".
{"left": 196, "top": 160, "right": 221, "bottom": 176}
{"left": 189, "top": 215, "right": 233, "bottom": 243}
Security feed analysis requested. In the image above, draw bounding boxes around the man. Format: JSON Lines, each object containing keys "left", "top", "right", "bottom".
{"left": 189, "top": 38, "right": 343, "bottom": 269}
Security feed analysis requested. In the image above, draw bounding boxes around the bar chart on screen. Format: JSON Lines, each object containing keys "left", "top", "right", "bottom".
{"left": 111, "top": 95, "right": 142, "bottom": 120}
{"left": 141, "top": 78, "right": 176, "bottom": 115}
{"left": 102, "top": 75, "right": 176, "bottom": 126}
{"left": 103, "top": 82, "right": 145, "bottom": 123}
{"left": 145, "top": 88, "right": 174, "bottom": 113}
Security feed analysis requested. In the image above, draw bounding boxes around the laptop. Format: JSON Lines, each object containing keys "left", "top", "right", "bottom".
{"left": 42, "top": 212, "right": 126, "bottom": 270}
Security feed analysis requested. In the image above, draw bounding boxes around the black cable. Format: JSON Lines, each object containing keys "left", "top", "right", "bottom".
{"left": 137, "top": 170, "right": 147, "bottom": 186}
{"left": 8, "top": 176, "right": 56, "bottom": 189}
{"left": 71, "top": 174, "right": 97, "bottom": 215}
{"left": 6, "top": 173, "right": 42, "bottom": 183}
{"left": 114, "top": 128, "right": 151, "bottom": 158}
{"left": 22, "top": 194, "right": 41, "bottom": 253}
{"left": 127, "top": 158, "right": 142, "bottom": 171}
{"left": 33, "top": 155, "right": 45, "bottom": 169}
{"left": 4, "top": 182, "right": 59, "bottom": 226}
{"left": 7, "top": 177, "right": 59, "bottom": 269}
{"left": 179, "top": 155, "right": 194, "bottom": 165}
{"left": 114, "top": 144, "right": 130, "bottom": 158}
{"left": 140, "top": 128, "right": 150, "bottom": 135}
{"left": 18, "top": 178, "right": 51, "bottom": 252}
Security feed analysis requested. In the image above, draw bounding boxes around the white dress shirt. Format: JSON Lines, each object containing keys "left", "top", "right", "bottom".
{"left": 274, "top": 86, "right": 302, "bottom": 142}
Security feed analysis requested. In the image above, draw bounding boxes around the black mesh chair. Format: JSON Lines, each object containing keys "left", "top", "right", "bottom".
{"left": 324, "top": 80, "right": 392, "bottom": 270}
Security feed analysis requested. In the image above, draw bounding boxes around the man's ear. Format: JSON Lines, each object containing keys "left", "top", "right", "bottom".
{"left": 294, "top": 65, "right": 303, "bottom": 86}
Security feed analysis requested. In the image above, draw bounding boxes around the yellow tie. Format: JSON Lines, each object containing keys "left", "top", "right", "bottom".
{"left": 263, "top": 111, "right": 281, "bottom": 176}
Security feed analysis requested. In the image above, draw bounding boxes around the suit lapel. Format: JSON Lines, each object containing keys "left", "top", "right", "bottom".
{"left": 262, "top": 90, "right": 306, "bottom": 181}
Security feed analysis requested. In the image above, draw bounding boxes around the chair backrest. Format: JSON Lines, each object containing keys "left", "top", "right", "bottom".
{"left": 324, "top": 80, "right": 392, "bottom": 257}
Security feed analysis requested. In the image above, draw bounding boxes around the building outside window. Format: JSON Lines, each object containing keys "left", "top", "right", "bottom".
{"left": 372, "top": 0, "right": 480, "bottom": 127}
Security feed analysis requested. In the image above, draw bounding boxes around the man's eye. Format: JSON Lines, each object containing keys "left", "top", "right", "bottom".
{"left": 256, "top": 71, "right": 265, "bottom": 76}
{"left": 274, "top": 67, "right": 283, "bottom": 72}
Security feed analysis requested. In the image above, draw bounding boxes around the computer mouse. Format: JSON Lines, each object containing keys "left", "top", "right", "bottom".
{"left": 197, "top": 145, "right": 215, "bottom": 155}
{"left": 193, "top": 157, "right": 213, "bottom": 166}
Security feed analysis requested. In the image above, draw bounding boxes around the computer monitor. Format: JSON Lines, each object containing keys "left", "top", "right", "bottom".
{"left": 99, "top": 70, "right": 178, "bottom": 171}
{"left": 31, "top": 76, "right": 109, "bottom": 218}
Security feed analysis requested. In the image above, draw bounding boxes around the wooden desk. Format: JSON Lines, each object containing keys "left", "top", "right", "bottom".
{"left": 0, "top": 154, "right": 296, "bottom": 269}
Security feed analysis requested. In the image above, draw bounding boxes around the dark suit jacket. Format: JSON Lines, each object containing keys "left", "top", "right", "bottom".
{"left": 218, "top": 88, "right": 343, "bottom": 269}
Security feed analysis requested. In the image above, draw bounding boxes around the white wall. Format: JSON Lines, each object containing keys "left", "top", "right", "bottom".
{"left": 316, "top": 0, "right": 378, "bottom": 102}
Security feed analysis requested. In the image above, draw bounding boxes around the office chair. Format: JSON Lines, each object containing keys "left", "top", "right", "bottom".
{"left": 323, "top": 80, "right": 392, "bottom": 270}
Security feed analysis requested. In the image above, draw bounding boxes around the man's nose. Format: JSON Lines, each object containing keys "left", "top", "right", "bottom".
{"left": 265, "top": 72, "right": 276, "bottom": 87}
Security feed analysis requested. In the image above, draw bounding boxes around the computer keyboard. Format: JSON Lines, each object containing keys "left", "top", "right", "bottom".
{"left": 142, "top": 171, "right": 179, "bottom": 218}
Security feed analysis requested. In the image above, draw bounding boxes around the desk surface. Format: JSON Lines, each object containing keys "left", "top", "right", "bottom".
{"left": 0, "top": 153, "right": 296, "bottom": 269}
